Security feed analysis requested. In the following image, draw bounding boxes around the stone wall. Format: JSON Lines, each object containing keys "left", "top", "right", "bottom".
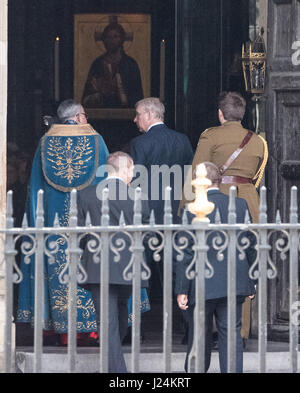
{"left": 0, "top": 0, "right": 7, "bottom": 372}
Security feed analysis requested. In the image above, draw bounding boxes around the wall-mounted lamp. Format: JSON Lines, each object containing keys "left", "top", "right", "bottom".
{"left": 242, "top": 28, "right": 267, "bottom": 133}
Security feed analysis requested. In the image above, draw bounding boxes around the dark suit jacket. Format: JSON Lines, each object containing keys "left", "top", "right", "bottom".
{"left": 174, "top": 189, "right": 256, "bottom": 303}
{"left": 77, "top": 178, "right": 150, "bottom": 287}
{"left": 130, "top": 123, "right": 194, "bottom": 224}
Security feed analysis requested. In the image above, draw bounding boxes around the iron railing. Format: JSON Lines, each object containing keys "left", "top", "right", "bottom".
{"left": 1, "top": 185, "right": 300, "bottom": 373}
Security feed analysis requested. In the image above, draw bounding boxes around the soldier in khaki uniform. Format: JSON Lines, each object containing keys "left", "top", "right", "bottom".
{"left": 180, "top": 91, "right": 268, "bottom": 342}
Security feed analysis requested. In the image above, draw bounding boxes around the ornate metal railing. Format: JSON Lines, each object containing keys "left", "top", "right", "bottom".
{"left": 1, "top": 185, "right": 300, "bottom": 373}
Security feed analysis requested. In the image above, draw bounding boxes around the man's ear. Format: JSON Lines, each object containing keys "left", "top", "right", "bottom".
{"left": 218, "top": 109, "right": 225, "bottom": 124}
{"left": 146, "top": 110, "right": 152, "bottom": 121}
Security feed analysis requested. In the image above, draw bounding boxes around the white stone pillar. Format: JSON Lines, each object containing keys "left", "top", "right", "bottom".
{"left": 0, "top": 0, "right": 7, "bottom": 372}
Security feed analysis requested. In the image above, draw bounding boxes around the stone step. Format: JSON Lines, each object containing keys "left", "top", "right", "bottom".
{"left": 15, "top": 349, "right": 300, "bottom": 373}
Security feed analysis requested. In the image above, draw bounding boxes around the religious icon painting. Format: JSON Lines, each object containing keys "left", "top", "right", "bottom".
{"left": 74, "top": 13, "right": 151, "bottom": 120}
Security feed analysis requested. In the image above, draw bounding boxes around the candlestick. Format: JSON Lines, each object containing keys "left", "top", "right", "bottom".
{"left": 160, "top": 39, "right": 165, "bottom": 103}
{"left": 54, "top": 36, "right": 60, "bottom": 102}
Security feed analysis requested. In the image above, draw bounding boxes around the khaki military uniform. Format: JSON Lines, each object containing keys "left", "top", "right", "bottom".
{"left": 180, "top": 120, "right": 268, "bottom": 339}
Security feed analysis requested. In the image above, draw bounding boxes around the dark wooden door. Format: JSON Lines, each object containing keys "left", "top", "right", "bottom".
{"left": 266, "top": 0, "right": 300, "bottom": 336}
{"left": 174, "top": 0, "right": 250, "bottom": 148}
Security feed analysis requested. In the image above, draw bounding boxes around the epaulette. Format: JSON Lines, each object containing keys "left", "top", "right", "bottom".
{"left": 201, "top": 126, "right": 217, "bottom": 135}
{"left": 197, "top": 127, "right": 218, "bottom": 145}
{"left": 252, "top": 135, "right": 268, "bottom": 188}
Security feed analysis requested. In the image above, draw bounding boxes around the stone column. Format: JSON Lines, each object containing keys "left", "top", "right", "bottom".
{"left": 250, "top": 0, "right": 269, "bottom": 340}
{"left": 0, "top": 0, "right": 7, "bottom": 372}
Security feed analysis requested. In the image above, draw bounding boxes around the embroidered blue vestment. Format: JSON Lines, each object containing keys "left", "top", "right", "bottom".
{"left": 17, "top": 124, "right": 109, "bottom": 333}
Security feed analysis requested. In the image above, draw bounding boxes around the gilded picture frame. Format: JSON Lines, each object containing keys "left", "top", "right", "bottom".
{"left": 74, "top": 13, "right": 151, "bottom": 120}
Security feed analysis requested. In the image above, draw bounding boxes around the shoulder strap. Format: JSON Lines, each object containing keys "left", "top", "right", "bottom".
{"left": 252, "top": 134, "right": 268, "bottom": 188}
{"left": 219, "top": 131, "right": 253, "bottom": 175}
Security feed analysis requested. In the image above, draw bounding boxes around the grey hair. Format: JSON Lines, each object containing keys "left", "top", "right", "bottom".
{"left": 57, "top": 99, "right": 82, "bottom": 122}
{"left": 135, "top": 97, "right": 165, "bottom": 121}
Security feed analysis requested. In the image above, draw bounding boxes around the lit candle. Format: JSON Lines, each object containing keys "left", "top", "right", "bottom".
{"left": 54, "top": 36, "right": 60, "bottom": 102}
{"left": 160, "top": 39, "right": 165, "bottom": 102}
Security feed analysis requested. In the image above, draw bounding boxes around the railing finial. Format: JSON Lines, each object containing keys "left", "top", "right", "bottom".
{"left": 119, "top": 210, "right": 125, "bottom": 226}
{"left": 215, "top": 207, "right": 221, "bottom": 224}
{"left": 259, "top": 186, "right": 267, "bottom": 223}
{"left": 150, "top": 210, "right": 156, "bottom": 226}
{"left": 85, "top": 211, "right": 92, "bottom": 226}
{"left": 133, "top": 187, "right": 142, "bottom": 225}
{"left": 69, "top": 189, "right": 78, "bottom": 227}
{"left": 36, "top": 189, "right": 44, "bottom": 228}
{"left": 164, "top": 186, "right": 173, "bottom": 225}
{"left": 6, "top": 190, "right": 14, "bottom": 228}
{"left": 275, "top": 209, "right": 281, "bottom": 225}
{"left": 181, "top": 208, "right": 188, "bottom": 225}
{"left": 244, "top": 209, "right": 251, "bottom": 224}
{"left": 290, "top": 186, "right": 298, "bottom": 224}
{"left": 187, "top": 163, "right": 214, "bottom": 223}
{"left": 101, "top": 187, "right": 109, "bottom": 226}
{"left": 228, "top": 186, "right": 237, "bottom": 224}
{"left": 53, "top": 213, "right": 60, "bottom": 227}
{"left": 21, "top": 213, "right": 28, "bottom": 228}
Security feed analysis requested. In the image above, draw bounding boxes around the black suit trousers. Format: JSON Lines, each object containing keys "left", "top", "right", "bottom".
{"left": 85, "top": 283, "right": 132, "bottom": 373}
{"left": 182, "top": 296, "right": 245, "bottom": 373}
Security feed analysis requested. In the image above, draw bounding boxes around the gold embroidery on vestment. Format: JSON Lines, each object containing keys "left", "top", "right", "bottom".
{"left": 46, "top": 136, "right": 94, "bottom": 184}
{"left": 41, "top": 133, "right": 99, "bottom": 192}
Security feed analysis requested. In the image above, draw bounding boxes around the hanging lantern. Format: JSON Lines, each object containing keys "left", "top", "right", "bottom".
{"left": 242, "top": 28, "right": 267, "bottom": 95}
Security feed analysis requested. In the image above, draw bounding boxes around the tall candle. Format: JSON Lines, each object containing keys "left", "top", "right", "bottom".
{"left": 160, "top": 39, "right": 165, "bottom": 102}
{"left": 54, "top": 36, "right": 60, "bottom": 102}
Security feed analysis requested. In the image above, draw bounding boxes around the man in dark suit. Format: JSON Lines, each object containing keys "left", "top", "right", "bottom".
{"left": 130, "top": 97, "right": 194, "bottom": 301}
{"left": 175, "top": 161, "right": 255, "bottom": 373}
{"left": 130, "top": 97, "right": 194, "bottom": 225}
{"left": 77, "top": 151, "right": 150, "bottom": 373}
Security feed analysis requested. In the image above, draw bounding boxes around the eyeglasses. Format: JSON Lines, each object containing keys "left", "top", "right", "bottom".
{"left": 76, "top": 112, "right": 88, "bottom": 120}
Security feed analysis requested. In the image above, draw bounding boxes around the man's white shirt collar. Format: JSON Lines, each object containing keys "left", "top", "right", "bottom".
{"left": 106, "top": 176, "right": 125, "bottom": 183}
{"left": 146, "top": 122, "right": 164, "bottom": 132}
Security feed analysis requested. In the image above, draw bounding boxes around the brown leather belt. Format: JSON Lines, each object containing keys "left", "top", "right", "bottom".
{"left": 221, "top": 175, "right": 252, "bottom": 184}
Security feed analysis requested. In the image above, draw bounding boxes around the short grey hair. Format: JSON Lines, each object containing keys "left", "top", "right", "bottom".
{"left": 135, "top": 97, "right": 165, "bottom": 121}
{"left": 57, "top": 99, "right": 82, "bottom": 122}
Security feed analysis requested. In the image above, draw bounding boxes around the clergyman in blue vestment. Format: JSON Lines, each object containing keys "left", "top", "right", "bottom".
{"left": 17, "top": 100, "right": 109, "bottom": 335}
